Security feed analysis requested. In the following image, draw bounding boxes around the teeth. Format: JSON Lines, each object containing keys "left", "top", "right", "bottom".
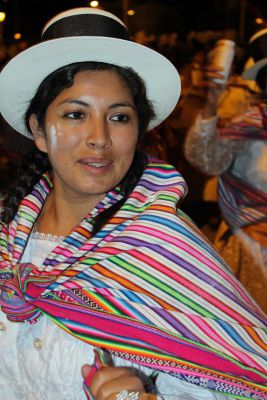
{"left": 87, "top": 162, "right": 106, "bottom": 167}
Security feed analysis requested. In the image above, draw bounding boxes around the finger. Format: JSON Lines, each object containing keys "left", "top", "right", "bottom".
{"left": 90, "top": 366, "right": 137, "bottom": 397}
{"left": 81, "top": 364, "right": 92, "bottom": 380}
{"left": 205, "top": 65, "right": 225, "bottom": 72}
{"left": 208, "top": 73, "right": 225, "bottom": 80}
{"left": 97, "top": 375, "right": 144, "bottom": 400}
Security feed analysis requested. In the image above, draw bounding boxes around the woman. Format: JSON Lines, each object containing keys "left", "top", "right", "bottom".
{"left": 0, "top": 8, "right": 266, "bottom": 400}
{"left": 184, "top": 28, "right": 267, "bottom": 313}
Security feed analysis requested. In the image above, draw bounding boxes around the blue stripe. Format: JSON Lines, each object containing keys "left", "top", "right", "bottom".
{"left": 139, "top": 214, "right": 219, "bottom": 260}
{"left": 217, "top": 320, "right": 267, "bottom": 359}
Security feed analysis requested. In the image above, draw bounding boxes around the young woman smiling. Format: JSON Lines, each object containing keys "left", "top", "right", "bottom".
{"left": 0, "top": 7, "right": 266, "bottom": 400}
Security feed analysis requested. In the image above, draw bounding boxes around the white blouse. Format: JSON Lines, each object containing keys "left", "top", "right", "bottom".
{"left": 184, "top": 114, "right": 267, "bottom": 192}
{"left": 0, "top": 233, "right": 230, "bottom": 400}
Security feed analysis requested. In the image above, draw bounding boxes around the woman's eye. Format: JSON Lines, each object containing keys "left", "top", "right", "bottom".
{"left": 64, "top": 111, "right": 84, "bottom": 119}
{"left": 110, "top": 113, "right": 129, "bottom": 123}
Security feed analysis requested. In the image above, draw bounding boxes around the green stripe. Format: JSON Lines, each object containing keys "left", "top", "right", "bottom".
{"left": 18, "top": 210, "right": 35, "bottom": 223}
{"left": 111, "top": 255, "right": 216, "bottom": 319}
{"left": 122, "top": 204, "right": 149, "bottom": 212}
{"left": 82, "top": 289, "right": 123, "bottom": 316}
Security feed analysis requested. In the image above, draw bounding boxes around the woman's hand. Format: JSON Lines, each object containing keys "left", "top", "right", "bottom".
{"left": 82, "top": 363, "right": 145, "bottom": 400}
{"left": 203, "top": 65, "right": 225, "bottom": 85}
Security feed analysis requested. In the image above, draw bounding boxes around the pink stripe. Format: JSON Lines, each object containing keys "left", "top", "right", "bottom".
{"left": 129, "top": 249, "right": 244, "bottom": 317}
{"left": 130, "top": 191, "right": 148, "bottom": 202}
{"left": 21, "top": 199, "right": 41, "bottom": 212}
{"left": 33, "top": 299, "right": 266, "bottom": 384}
{"left": 128, "top": 226, "right": 254, "bottom": 323}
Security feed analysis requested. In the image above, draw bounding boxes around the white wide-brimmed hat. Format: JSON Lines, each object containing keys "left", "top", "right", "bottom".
{"left": 0, "top": 7, "right": 181, "bottom": 138}
{"left": 242, "top": 27, "right": 267, "bottom": 80}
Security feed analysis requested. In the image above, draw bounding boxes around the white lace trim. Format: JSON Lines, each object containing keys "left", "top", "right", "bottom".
{"left": 31, "top": 231, "right": 65, "bottom": 243}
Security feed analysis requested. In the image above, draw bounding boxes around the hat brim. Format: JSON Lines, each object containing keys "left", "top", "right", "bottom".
{"left": 242, "top": 57, "right": 267, "bottom": 80}
{"left": 0, "top": 36, "right": 181, "bottom": 138}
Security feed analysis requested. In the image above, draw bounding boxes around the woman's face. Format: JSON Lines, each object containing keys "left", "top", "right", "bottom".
{"left": 30, "top": 70, "right": 139, "bottom": 204}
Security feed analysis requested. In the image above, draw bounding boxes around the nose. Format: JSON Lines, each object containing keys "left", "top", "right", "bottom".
{"left": 85, "top": 116, "right": 111, "bottom": 150}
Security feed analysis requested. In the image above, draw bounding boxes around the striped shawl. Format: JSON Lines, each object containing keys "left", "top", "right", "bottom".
{"left": 0, "top": 159, "right": 266, "bottom": 399}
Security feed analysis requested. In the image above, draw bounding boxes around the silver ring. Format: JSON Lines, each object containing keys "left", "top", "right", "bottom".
{"left": 116, "top": 390, "right": 139, "bottom": 400}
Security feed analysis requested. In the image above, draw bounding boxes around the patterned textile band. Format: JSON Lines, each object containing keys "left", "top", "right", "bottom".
{"left": 0, "top": 159, "right": 266, "bottom": 400}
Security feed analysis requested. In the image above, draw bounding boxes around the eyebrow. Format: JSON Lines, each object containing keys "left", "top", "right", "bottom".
{"left": 57, "top": 99, "right": 136, "bottom": 110}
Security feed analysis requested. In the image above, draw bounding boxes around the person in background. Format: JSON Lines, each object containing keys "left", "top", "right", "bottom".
{"left": 160, "top": 47, "right": 221, "bottom": 237}
{"left": 184, "top": 27, "right": 267, "bottom": 312}
{"left": 0, "top": 7, "right": 266, "bottom": 400}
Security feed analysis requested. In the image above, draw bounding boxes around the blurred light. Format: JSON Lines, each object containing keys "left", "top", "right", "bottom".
{"left": 0, "top": 12, "right": 6, "bottom": 22}
{"left": 14, "top": 32, "right": 21, "bottom": 40}
{"left": 90, "top": 1, "right": 99, "bottom": 7}
{"left": 127, "top": 9, "right": 135, "bottom": 16}
{"left": 255, "top": 18, "right": 264, "bottom": 24}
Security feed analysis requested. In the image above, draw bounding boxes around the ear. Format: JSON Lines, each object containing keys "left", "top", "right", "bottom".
{"left": 29, "top": 114, "right": 48, "bottom": 153}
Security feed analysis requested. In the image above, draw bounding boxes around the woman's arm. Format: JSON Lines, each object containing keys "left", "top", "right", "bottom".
{"left": 184, "top": 86, "right": 239, "bottom": 176}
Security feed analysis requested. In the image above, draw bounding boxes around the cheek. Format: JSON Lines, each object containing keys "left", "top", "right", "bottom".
{"left": 47, "top": 125, "right": 58, "bottom": 153}
{"left": 114, "top": 132, "right": 138, "bottom": 157}
{"left": 125, "top": 138, "right": 138, "bottom": 161}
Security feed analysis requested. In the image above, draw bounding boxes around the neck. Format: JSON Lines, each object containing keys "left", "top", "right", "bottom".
{"left": 35, "top": 189, "right": 104, "bottom": 236}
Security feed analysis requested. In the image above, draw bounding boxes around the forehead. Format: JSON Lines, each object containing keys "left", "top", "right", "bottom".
{"left": 60, "top": 69, "right": 133, "bottom": 98}
{"left": 45, "top": 68, "right": 136, "bottom": 113}
{"left": 74, "top": 69, "right": 129, "bottom": 88}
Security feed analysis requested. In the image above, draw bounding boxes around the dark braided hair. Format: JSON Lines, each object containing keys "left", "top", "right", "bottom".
{"left": 1, "top": 61, "right": 155, "bottom": 227}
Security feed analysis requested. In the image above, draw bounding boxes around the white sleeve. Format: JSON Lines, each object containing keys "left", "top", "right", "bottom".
{"left": 184, "top": 114, "right": 237, "bottom": 176}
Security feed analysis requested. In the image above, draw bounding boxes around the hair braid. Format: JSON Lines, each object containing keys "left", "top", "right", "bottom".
{"left": 1, "top": 150, "right": 51, "bottom": 224}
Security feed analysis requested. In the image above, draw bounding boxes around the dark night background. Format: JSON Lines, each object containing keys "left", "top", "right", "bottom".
{"left": 1, "top": 0, "right": 267, "bottom": 45}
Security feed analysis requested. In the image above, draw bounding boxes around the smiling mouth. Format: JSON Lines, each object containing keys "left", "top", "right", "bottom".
{"left": 79, "top": 160, "right": 111, "bottom": 168}
{"left": 86, "top": 162, "right": 108, "bottom": 167}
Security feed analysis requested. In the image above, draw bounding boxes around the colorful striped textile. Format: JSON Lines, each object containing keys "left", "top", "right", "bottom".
{"left": 0, "top": 159, "right": 266, "bottom": 399}
{"left": 219, "top": 103, "right": 267, "bottom": 140}
{"left": 218, "top": 171, "right": 267, "bottom": 230}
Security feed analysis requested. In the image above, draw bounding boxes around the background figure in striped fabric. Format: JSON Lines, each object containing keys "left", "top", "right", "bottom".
{"left": 184, "top": 50, "right": 267, "bottom": 313}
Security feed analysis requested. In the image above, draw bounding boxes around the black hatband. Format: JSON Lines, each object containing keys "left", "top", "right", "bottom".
{"left": 42, "top": 14, "right": 129, "bottom": 41}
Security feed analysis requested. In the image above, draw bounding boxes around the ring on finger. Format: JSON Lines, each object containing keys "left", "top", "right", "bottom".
{"left": 116, "top": 390, "right": 140, "bottom": 400}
